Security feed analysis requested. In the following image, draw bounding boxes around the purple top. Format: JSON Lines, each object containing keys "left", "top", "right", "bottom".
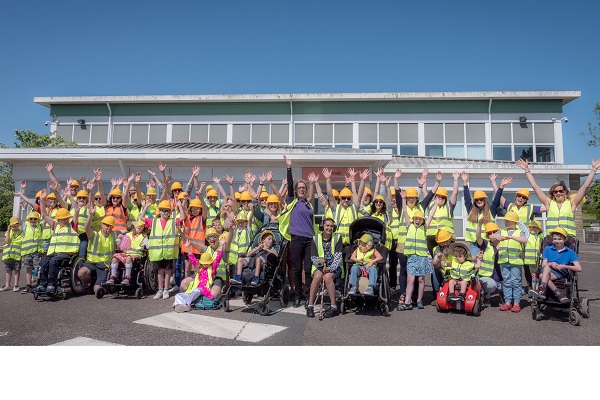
{"left": 286, "top": 167, "right": 314, "bottom": 238}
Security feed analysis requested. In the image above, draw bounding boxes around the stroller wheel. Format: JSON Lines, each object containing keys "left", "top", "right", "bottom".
{"left": 242, "top": 292, "right": 253, "bottom": 305}
{"left": 340, "top": 300, "right": 346, "bottom": 315}
{"left": 223, "top": 297, "right": 231, "bottom": 312}
{"left": 382, "top": 304, "right": 390, "bottom": 317}
{"left": 279, "top": 285, "right": 290, "bottom": 308}
{"left": 61, "top": 289, "right": 67, "bottom": 300}
{"left": 135, "top": 287, "right": 143, "bottom": 300}
{"left": 258, "top": 302, "right": 270, "bottom": 316}
{"left": 532, "top": 305, "right": 542, "bottom": 321}
{"left": 569, "top": 308, "right": 581, "bottom": 326}
{"left": 95, "top": 288, "right": 106, "bottom": 299}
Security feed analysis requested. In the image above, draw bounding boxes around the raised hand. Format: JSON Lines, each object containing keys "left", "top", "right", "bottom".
{"left": 94, "top": 168, "right": 103, "bottom": 180}
{"left": 347, "top": 168, "right": 357, "bottom": 180}
{"left": 147, "top": 169, "right": 156, "bottom": 177}
{"left": 164, "top": 174, "right": 172, "bottom": 187}
{"left": 500, "top": 177, "right": 512, "bottom": 188}
{"left": 192, "top": 165, "right": 200, "bottom": 177}
{"left": 516, "top": 158, "right": 529, "bottom": 171}
{"left": 489, "top": 173, "right": 497, "bottom": 182}
{"left": 421, "top": 169, "right": 429, "bottom": 179}
{"left": 111, "top": 177, "right": 117, "bottom": 187}
{"left": 360, "top": 168, "right": 370, "bottom": 181}
{"left": 385, "top": 176, "right": 391, "bottom": 186}
{"left": 307, "top": 172, "right": 318, "bottom": 183}
{"left": 395, "top": 168, "right": 402, "bottom": 179}
{"left": 40, "top": 188, "right": 47, "bottom": 199}
{"left": 20, "top": 180, "right": 26, "bottom": 190}
{"left": 223, "top": 175, "right": 233, "bottom": 185}
{"left": 80, "top": 176, "right": 88, "bottom": 187}
{"left": 244, "top": 170, "right": 252, "bottom": 184}
{"left": 345, "top": 175, "right": 352, "bottom": 185}
{"left": 238, "top": 185, "right": 246, "bottom": 193}
{"left": 592, "top": 158, "right": 600, "bottom": 170}
{"left": 127, "top": 173, "right": 135, "bottom": 184}
{"left": 461, "top": 171, "right": 469, "bottom": 184}
{"left": 281, "top": 178, "right": 287, "bottom": 187}
{"left": 259, "top": 173, "right": 267, "bottom": 185}
{"left": 157, "top": 162, "right": 166, "bottom": 172}
{"left": 199, "top": 181, "right": 206, "bottom": 193}
{"left": 86, "top": 181, "right": 95, "bottom": 191}
{"left": 45, "top": 163, "right": 54, "bottom": 173}
{"left": 378, "top": 171, "right": 387, "bottom": 183}
{"left": 135, "top": 172, "right": 142, "bottom": 183}
{"left": 453, "top": 171, "right": 460, "bottom": 180}
{"left": 48, "top": 180, "right": 58, "bottom": 191}
{"left": 283, "top": 155, "right": 292, "bottom": 168}
{"left": 266, "top": 171, "right": 273, "bottom": 182}
{"left": 148, "top": 179, "right": 156, "bottom": 188}
{"left": 435, "top": 171, "right": 443, "bottom": 182}
{"left": 416, "top": 175, "right": 427, "bottom": 187}
{"left": 322, "top": 168, "right": 332, "bottom": 179}
{"left": 66, "top": 177, "right": 74, "bottom": 186}
{"left": 212, "top": 176, "right": 220, "bottom": 184}
{"left": 400, "top": 189, "right": 406, "bottom": 199}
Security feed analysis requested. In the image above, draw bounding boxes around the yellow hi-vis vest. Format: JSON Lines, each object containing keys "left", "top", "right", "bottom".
{"left": 42, "top": 208, "right": 58, "bottom": 241}
{"left": 185, "top": 265, "right": 215, "bottom": 294}
{"left": 397, "top": 205, "right": 424, "bottom": 244}
{"left": 125, "top": 232, "right": 145, "bottom": 257}
{"left": 148, "top": 218, "right": 179, "bottom": 261}
{"left": 389, "top": 208, "right": 400, "bottom": 241}
{"left": 435, "top": 245, "right": 454, "bottom": 277}
{"left": 450, "top": 260, "right": 474, "bottom": 280}
{"left": 70, "top": 206, "right": 88, "bottom": 235}
{"left": 237, "top": 208, "right": 260, "bottom": 236}
{"left": 371, "top": 212, "right": 393, "bottom": 250}
{"left": 91, "top": 206, "right": 105, "bottom": 232}
{"left": 498, "top": 228, "right": 524, "bottom": 266}
{"left": 206, "top": 205, "right": 220, "bottom": 230}
{"left": 2, "top": 230, "right": 22, "bottom": 261}
{"left": 404, "top": 224, "right": 428, "bottom": 257}
{"left": 546, "top": 199, "right": 576, "bottom": 237}
{"left": 524, "top": 233, "right": 543, "bottom": 265}
{"left": 333, "top": 204, "right": 359, "bottom": 245}
{"left": 426, "top": 202, "right": 454, "bottom": 236}
{"left": 356, "top": 247, "right": 376, "bottom": 264}
{"left": 86, "top": 231, "right": 116, "bottom": 263}
{"left": 206, "top": 246, "right": 227, "bottom": 280}
{"left": 277, "top": 198, "right": 316, "bottom": 241}
{"left": 479, "top": 244, "right": 495, "bottom": 278}
{"left": 227, "top": 228, "right": 251, "bottom": 265}
{"left": 47, "top": 223, "right": 80, "bottom": 256}
{"left": 21, "top": 223, "right": 43, "bottom": 256}
{"left": 464, "top": 210, "right": 495, "bottom": 243}
{"left": 507, "top": 203, "right": 534, "bottom": 224}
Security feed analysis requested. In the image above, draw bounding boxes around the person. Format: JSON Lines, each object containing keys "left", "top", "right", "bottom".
{"left": 347, "top": 233, "right": 384, "bottom": 297}
{"left": 186, "top": 227, "right": 229, "bottom": 290}
{"left": 523, "top": 219, "right": 544, "bottom": 294}
{"left": 397, "top": 191, "right": 438, "bottom": 310}
{"left": 462, "top": 171, "right": 498, "bottom": 258}
{"left": 489, "top": 174, "right": 545, "bottom": 223}
{"left": 497, "top": 210, "right": 529, "bottom": 312}
{"left": 254, "top": 193, "right": 281, "bottom": 227}
{"left": 107, "top": 220, "right": 148, "bottom": 285}
{"left": 1, "top": 216, "right": 23, "bottom": 292}
{"left": 72, "top": 189, "right": 91, "bottom": 258}
{"left": 516, "top": 157, "right": 600, "bottom": 239}
{"left": 307, "top": 217, "right": 343, "bottom": 318}
{"left": 19, "top": 211, "right": 44, "bottom": 293}
{"left": 424, "top": 170, "right": 457, "bottom": 256}
{"left": 533, "top": 227, "right": 581, "bottom": 304}
{"left": 78, "top": 205, "right": 117, "bottom": 297}
{"left": 172, "top": 237, "right": 225, "bottom": 313}
{"left": 225, "top": 213, "right": 253, "bottom": 286}
{"left": 104, "top": 188, "right": 128, "bottom": 234}
{"left": 231, "top": 230, "right": 279, "bottom": 286}
{"left": 431, "top": 228, "right": 453, "bottom": 289}
{"left": 475, "top": 221, "right": 503, "bottom": 307}
{"left": 178, "top": 195, "right": 207, "bottom": 287}
{"left": 446, "top": 241, "right": 481, "bottom": 300}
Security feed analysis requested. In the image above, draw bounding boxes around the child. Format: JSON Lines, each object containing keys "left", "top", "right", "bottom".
{"left": 1, "top": 216, "right": 23, "bottom": 292}
{"left": 107, "top": 220, "right": 148, "bottom": 285}
{"left": 172, "top": 237, "right": 225, "bottom": 313}
{"left": 497, "top": 210, "right": 529, "bottom": 312}
{"left": 347, "top": 233, "right": 384, "bottom": 296}
{"left": 534, "top": 227, "right": 581, "bottom": 304}
{"left": 20, "top": 211, "right": 44, "bottom": 293}
{"left": 231, "top": 230, "right": 279, "bottom": 286}
{"left": 475, "top": 221, "right": 503, "bottom": 307}
{"left": 524, "top": 220, "right": 544, "bottom": 295}
{"left": 446, "top": 241, "right": 482, "bottom": 298}
{"left": 225, "top": 213, "right": 252, "bottom": 281}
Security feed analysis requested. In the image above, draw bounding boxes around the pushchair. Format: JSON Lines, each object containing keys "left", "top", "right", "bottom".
{"left": 530, "top": 237, "right": 589, "bottom": 326}
{"left": 340, "top": 217, "right": 391, "bottom": 316}
{"left": 223, "top": 223, "right": 290, "bottom": 315}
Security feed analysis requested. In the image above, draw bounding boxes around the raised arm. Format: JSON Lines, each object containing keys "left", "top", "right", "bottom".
{"left": 516, "top": 158, "right": 551, "bottom": 208}
{"left": 425, "top": 197, "right": 442, "bottom": 229}
{"left": 571, "top": 158, "right": 600, "bottom": 210}
{"left": 39, "top": 190, "right": 54, "bottom": 226}
{"left": 85, "top": 203, "right": 95, "bottom": 239}
{"left": 450, "top": 171, "right": 460, "bottom": 206}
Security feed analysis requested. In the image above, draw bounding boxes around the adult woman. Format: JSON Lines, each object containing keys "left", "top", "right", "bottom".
{"left": 461, "top": 171, "right": 499, "bottom": 258}
{"left": 489, "top": 173, "right": 544, "bottom": 223}
{"left": 104, "top": 188, "right": 128, "bottom": 234}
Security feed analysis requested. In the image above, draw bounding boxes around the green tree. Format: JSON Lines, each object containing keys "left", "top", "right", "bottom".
{"left": 582, "top": 180, "right": 600, "bottom": 220}
{"left": 580, "top": 103, "right": 600, "bottom": 147}
{"left": 0, "top": 130, "right": 75, "bottom": 229}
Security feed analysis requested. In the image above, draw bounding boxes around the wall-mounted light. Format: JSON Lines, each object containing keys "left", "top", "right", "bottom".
{"left": 77, "top": 119, "right": 85, "bottom": 125}
{"left": 519, "top": 116, "right": 527, "bottom": 123}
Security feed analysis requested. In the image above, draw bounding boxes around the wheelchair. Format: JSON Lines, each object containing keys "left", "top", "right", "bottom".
{"left": 98, "top": 253, "right": 149, "bottom": 299}
{"left": 33, "top": 254, "right": 86, "bottom": 300}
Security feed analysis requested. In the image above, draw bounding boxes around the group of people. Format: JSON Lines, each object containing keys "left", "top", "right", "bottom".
{"left": 2, "top": 155, "right": 598, "bottom": 318}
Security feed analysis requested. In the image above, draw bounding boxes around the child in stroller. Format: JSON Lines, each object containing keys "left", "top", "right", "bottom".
{"left": 230, "top": 230, "right": 279, "bottom": 286}
{"left": 347, "top": 233, "right": 384, "bottom": 296}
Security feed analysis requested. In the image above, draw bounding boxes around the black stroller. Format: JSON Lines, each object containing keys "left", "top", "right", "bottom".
{"left": 223, "top": 223, "right": 290, "bottom": 315}
{"left": 340, "top": 217, "right": 391, "bottom": 316}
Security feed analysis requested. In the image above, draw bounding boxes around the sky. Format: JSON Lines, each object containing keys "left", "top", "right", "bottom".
{"left": 1, "top": 0, "right": 599, "bottom": 164}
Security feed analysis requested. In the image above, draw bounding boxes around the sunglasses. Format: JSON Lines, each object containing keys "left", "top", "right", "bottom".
{"left": 475, "top": 199, "right": 486, "bottom": 202}
{"left": 516, "top": 194, "right": 526, "bottom": 199}
{"left": 207, "top": 235, "right": 217, "bottom": 240}
{"left": 94, "top": 197, "right": 101, "bottom": 200}
{"left": 241, "top": 200, "right": 252, "bottom": 204}
{"left": 172, "top": 189, "right": 182, "bottom": 192}
{"left": 160, "top": 209, "right": 172, "bottom": 213}
{"left": 341, "top": 197, "right": 352, "bottom": 201}
{"left": 77, "top": 197, "right": 87, "bottom": 200}
{"left": 28, "top": 218, "right": 39, "bottom": 221}
{"left": 374, "top": 200, "right": 384, "bottom": 204}
{"left": 554, "top": 189, "right": 565, "bottom": 194}
{"left": 112, "top": 197, "right": 122, "bottom": 200}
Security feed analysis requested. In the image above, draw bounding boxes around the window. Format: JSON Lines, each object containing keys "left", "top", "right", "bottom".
{"left": 295, "top": 124, "right": 313, "bottom": 143}
{"left": 467, "top": 145, "right": 485, "bottom": 160}
{"left": 399, "top": 124, "right": 418, "bottom": 143}
{"left": 380, "top": 144, "right": 398, "bottom": 155}
{"left": 359, "top": 123, "right": 377, "bottom": 143}
{"left": 514, "top": 145, "right": 533, "bottom": 161}
{"left": 90, "top": 125, "right": 108, "bottom": 144}
{"left": 113, "top": 125, "right": 130, "bottom": 144}
{"left": 513, "top": 123, "right": 533, "bottom": 143}
{"left": 149, "top": 125, "right": 167, "bottom": 144}
{"left": 425, "top": 144, "right": 443, "bottom": 157}
{"left": 73, "top": 125, "right": 89, "bottom": 144}
{"left": 232, "top": 124, "right": 250, "bottom": 144}
{"left": 536, "top": 146, "right": 555, "bottom": 162}
{"left": 131, "top": 125, "right": 148, "bottom": 144}
{"left": 445, "top": 123, "right": 464, "bottom": 143}
{"left": 209, "top": 125, "right": 227, "bottom": 143}
{"left": 424, "top": 124, "right": 443, "bottom": 142}
{"left": 271, "top": 124, "right": 289, "bottom": 144}
{"left": 493, "top": 145, "right": 512, "bottom": 161}
{"left": 400, "top": 145, "right": 418, "bottom": 156}
{"left": 251, "top": 124, "right": 269, "bottom": 144}
{"left": 359, "top": 144, "right": 378, "bottom": 150}
{"left": 334, "top": 124, "right": 353, "bottom": 143}
{"left": 315, "top": 124, "right": 333, "bottom": 143}
{"left": 466, "top": 124, "right": 485, "bottom": 142}
{"left": 492, "top": 124, "right": 511, "bottom": 142}
{"left": 535, "top": 123, "right": 554, "bottom": 142}
{"left": 56, "top": 125, "right": 73, "bottom": 142}
{"left": 172, "top": 124, "right": 190, "bottom": 142}
{"left": 191, "top": 125, "right": 208, "bottom": 142}
{"left": 379, "top": 124, "right": 398, "bottom": 143}
{"left": 446, "top": 145, "right": 464, "bottom": 158}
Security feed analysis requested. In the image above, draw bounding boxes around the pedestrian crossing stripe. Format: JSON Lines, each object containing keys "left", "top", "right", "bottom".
{"left": 52, "top": 336, "right": 123, "bottom": 346}
{"left": 133, "top": 312, "right": 287, "bottom": 343}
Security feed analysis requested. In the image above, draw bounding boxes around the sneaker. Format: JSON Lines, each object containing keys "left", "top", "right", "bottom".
{"left": 0, "top": 285, "right": 10, "bottom": 292}
{"left": 21, "top": 284, "right": 33, "bottom": 293}
{"left": 106, "top": 276, "right": 116, "bottom": 285}
{"left": 511, "top": 304, "right": 521, "bottom": 313}
{"left": 13, "top": 286, "right": 20, "bottom": 292}
{"left": 499, "top": 302, "right": 513, "bottom": 311}
{"left": 306, "top": 306, "right": 315, "bottom": 318}
{"left": 35, "top": 285, "right": 46, "bottom": 293}
{"left": 230, "top": 275, "right": 242, "bottom": 285}
{"left": 416, "top": 301, "right": 424, "bottom": 309}
{"left": 536, "top": 286, "right": 547, "bottom": 300}
{"left": 397, "top": 303, "right": 413, "bottom": 311}
{"left": 46, "top": 286, "right": 56, "bottom": 295}
{"left": 153, "top": 289, "right": 163, "bottom": 300}
{"left": 162, "top": 290, "right": 170, "bottom": 299}
{"left": 174, "top": 305, "right": 191, "bottom": 313}
{"left": 348, "top": 285, "right": 357, "bottom": 296}
{"left": 363, "top": 286, "right": 374, "bottom": 296}
{"left": 168, "top": 285, "right": 180, "bottom": 294}
{"left": 250, "top": 276, "right": 259, "bottom": 286}
{"left": 556, "top": 291, "right": 569, "bottom": 304}
{"left": 323, "top": 307, "right": 339, "bottom": 318}
{"left": 121, "top": 277, "right": 130, "bottom": 285}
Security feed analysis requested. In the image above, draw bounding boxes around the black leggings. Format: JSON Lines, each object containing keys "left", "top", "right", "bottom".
{"left": 290, "top": 235, "right": 313, "bottom": 299}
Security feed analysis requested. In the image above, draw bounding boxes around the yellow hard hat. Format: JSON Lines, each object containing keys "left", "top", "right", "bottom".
{"left": 146, "top": 187, "right": 157, "bottom": 196}
{"left": 132, "top": 192, "right": 145, "bottom": 201}
{"left": 55, "top": 208, "right": 70, "bottom": 220}
{"left": 412, "top": 209, "right": 425, "bottom": 220}
{"left": 435, "top": 229, "right": 451, "bottom": 243}
{"left": 207, "top": 189, "right": 218, "bottom": 198}
{"left": 435, "top": 188, "right": 448, "bottom": 197}
{"left": 260, "top": 230, "right": 274, "bottom": 241}
{"left": 549, "top": 227, "right": 568, "bottom": 238}
{"left": 267, "top": 194, "right": 280, "bottom": 204}
{"left": 359, "top": 233, "right": 373, "bottom": 244}
{"left": 406, "top": 187, "right": 419, "bottom": 198}
{"left": 473, "top": 190, "right": 487, "bottom": 200}
{"left": 76, "top": 190, "right": 89, "bottom": 198}
{"left": 234, "top": 192, "right": 241, "bottom": 201}
{"left": 340, "top": 188, "right": 353, "bottom": 198}
{"left": 9, "top": 216, "right": 19, "bottom": 227}
{"left": 259, "top": 191, "right": 269, "bottom": 200}
{"left": 36, "top": 190, "right": 42, "bottom": 199}
{"left": 109, "top": 188, "right": 123, "bottom": 197}
{"left": 177, "top": 192, "right": 186, "bottom": 200}
{"left": 94, "top": 191, "right": 101, "bottom": 198}
{"left": 485, "top": 222, "right": 501, "bottom": 234}
{"left": 70, "top": 180, "right": 80, "bottom": 187}
{"left": 240, "top": 191, "right": 253, "bottom": 201}
{"left": 200, "top": 252, "right": 213, "bottom": 265}
{"left": 205, "top": 228, "right": 218, "bottom": 237}
{"left": 503, "top": 211, "right": 519, "bottom": 223}
{"left": 27, "top": 211, "right": 41, "bottom": 220}
{"left": 528, "top": 220, "right": 542, "bottom": 231}
{"left": 364, "top": 188, "right": 372, "bottom": 196}
{"left": 205, "top": 184, "right": 214, "bottom": 192}
{"left": 158, "top": 200, "right": 171, "bottom": 210}
{"left": 189, "top": 198, "right": 202, "bottom": 208}
{"left": 332, "top": 189, "right": 340, "bottom": 198}
{"left": 101, "top": 216, "right": 116, "bottom": 227}
{"left": 516, "top": 189, "right": 530, "bottom": 200}
{"left": 390, "top": 188, "right": 396, "bottom": 195}
{"left": 374, "top": 194, "right": 385, "bottom": 202}
{"left": 235, "top": 212, "right": 248, "bottom": 221}
{"left": 171, "top": 182, "right": 183, "bottom": 191}
{"left": 46, "top": 193, "right": 56, "bottom": 200}
{"left": 133, "top": 220, "right": 145, "bottom": 229}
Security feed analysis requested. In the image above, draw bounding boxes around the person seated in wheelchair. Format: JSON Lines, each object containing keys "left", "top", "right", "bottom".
{"left": 446, "top": 242, "right": 482, "bottom": 300}
{"left": 533, "top": 227, "right": 581, "bottom": 304}
{"left": 172, "top": 238, "right": 225, "bottom": 313}
{"left": 106, "top": 220, "right": 148, "bottom": 285}
{"left": 347, "top": 233, "right": 384, "bottom": 297}
{"left": 230, "top": 230, "right": 279, "bottom": 286}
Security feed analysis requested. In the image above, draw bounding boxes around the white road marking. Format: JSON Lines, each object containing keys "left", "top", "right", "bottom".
{"left": 52, "top": 336, "right": 123, "bottom": 346}
{"left": 133, "top": 312, "right": 287, "bottom": 343}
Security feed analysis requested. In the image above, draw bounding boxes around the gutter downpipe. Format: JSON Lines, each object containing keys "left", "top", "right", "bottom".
{"left": 488, "top": 98, "right": 493, "bottom": 159}
{"left": 106, "top": 102, "right": 113, "bottom": 145}
{"left": 290, "top": 99, "right": 294, "bottom": 146}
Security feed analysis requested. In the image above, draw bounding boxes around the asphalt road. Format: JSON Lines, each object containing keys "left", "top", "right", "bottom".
{"left": 1, "top": 243, "right": 600, "bottom": 347}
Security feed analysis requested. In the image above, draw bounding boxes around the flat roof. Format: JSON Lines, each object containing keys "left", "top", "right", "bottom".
{"left": 34, "top": 91, "right": 581, "bottom": 107}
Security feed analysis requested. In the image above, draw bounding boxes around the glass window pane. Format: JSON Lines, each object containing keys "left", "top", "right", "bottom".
{"left": 56, "top": 125, "right": 73, "bottom": 142}
{"left": 445, "top": 123, "right": 464, "bottom": 143}
{"left": 379, "top": 123, "right": 398, "bottom": 143}
{"left": 514, "top": 145, "right": 533, "bottom": 161}
{"left": 335, "top": 144, "right": 353, "bottom": 149}
{"left": 90, "top": 125, "right": 108, "bottom": 144}
{"left": 335, "top": 124, "right": 353, "bottom": 143}
{"left": 113, "top": 125, "right": 130, "bottom": 144}
{"left": 149, "top": 125, "right": 167, "bottom": 144}
{"left": 466, "top": 123, "right": 485, "bottom": 142}
{"left": 399, "top": 124, "right": 418, "bottom": 143}
{"left": 493, "top": 145, "right": 512, "bottom": 161}
{"left": 400, "top": 145, "right": 418, "bottom": 156}
{"left": 425, "top": 144, "right": 443, "bottom": 157}
{"left": 232, "top": 124, "right": 250, "bottom": 144}
{"left": 73, "top": 125, "right": 89, "bottom": 144}
{"left": 271, "top": 124, "right": 289, "bottom": 144}
{"left": 536, "top": 145, "right": 555, "bottom": 162}
{"left": 209, "top": 125, "right": 227, "bottom": 143}
{"left": 252, "top": 124, "right": 269, "bottom": 144}
{"left": 380, "top": 144, "right": 398, "bottom": 155}
{"left": 131, "top": 125, "right": 148, "bottom": 144}
{"left": 359, "top": 145, "right": 378, "bottom": 150}
{"left": 467, "top": 145, "right": 486, "bottom": 160}
{"left": 424, "top": 124, "right": 443, "bottom": 143}
{"left": 191, "top": 125, "right": 208, "bottom": 142}
{"left": 172, "top": 124, "right": 190, "bottom": 143}
{"left": 492, "top": 124, "right": 511, "bottom": 142}
{"left": 535, "top": 123, "right": 554, "bottom": 142}
{"left": 295, "top": 124, "right": 313, "bottom": 143}
{"left": 446, "top": 145, "right": 464, "bottom": 158}
{"left": 314, "top": 124, "right": 333, "bottom": 143}
{"left": 513, "top": 123, "right": 533, "bottom": 143}
{"left": 359, "top": 123, "right": 377, "bottom": 143}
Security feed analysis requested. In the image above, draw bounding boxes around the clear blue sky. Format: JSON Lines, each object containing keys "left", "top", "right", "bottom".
{"left": 1, "top": 0, "right": 598, "bottom": 164}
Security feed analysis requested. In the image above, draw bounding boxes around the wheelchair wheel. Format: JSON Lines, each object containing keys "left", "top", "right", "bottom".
{"left": 472, "top": 299, "right": 482, "bottom": 317}
{"left": 580, "top": 298, "right": 590, "bottom": 318}
{"left": 33, "top": 292, "right": 39, "bottom": 300}
{"left": 258, "top": 301, "right": 270, "bottom": 316}
{"left": 532, "top": 305, "right": 542, "bottom": 321}
{"left": 144, "top": 259, "right": 158, "bottom": 293}
{"left": 96, "top": 288, "right": 106, "bottom": 299}
{"left": 70, "top": 257, "right": 89, "bottom": 295}
{"left": 279, "top": 284, "right": 290, "bottom": 308}
{"left": 340, "top": 299, "right": 346, "bottom": 315}
{"left": 61, "top": 289, "right": 67, "bottom": 300}
{"left": 242, "top": 292, "right": 253, "bottom": 305}
{"left": 135, "top": 287, "right": 143, "bottom": 300}
{"left": 569, "top": 308, "right": 581, "bottom": 326}
{"left": 223, "top": 297, "right": 231, "bottom": 312}
{"left": 382, "top": 303, "right": 390, "bottom": 317}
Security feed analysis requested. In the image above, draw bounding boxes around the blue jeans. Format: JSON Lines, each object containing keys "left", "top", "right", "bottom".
{"left": 78, "top": 233, "right": 88, "bottom": 259}
{"left": 349, "top": 265, "right": 377, "bottom": 287}
{"left": 501, "top": 263, "right": 522, "bottom": 304}
{"left": 174, "top": 253, "right": 185, "bottom": 286}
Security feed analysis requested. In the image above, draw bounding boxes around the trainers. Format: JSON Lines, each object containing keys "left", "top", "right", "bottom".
{"left": 13, "top": 286, "right": 20, "bottom": 292}
{"left": 363, "top": 286, "right": 374, "bottom": 296}
{"left": 348, "top": 285, "right": 357, "bottom": 296}
{"left": 230, "top": 275, "right": 242, "bottom": 285}
{"left": 499, "top": 302, "right": 513, "bottom": 311}
{"left": 250, "top": 276, "right": 259, "bottom": 286}
{"left": 121, "top": 277, "right": 130, "bottom": 285}
{"left": 0, "top": 285, "right": 10, "bottom": 292}
{"left": 397, "top": 303, "right": 413, "bottom": 311}
{"left": 46, "top": 286, "right": 56, "bottom": 295}
{"left": 174, "top": 305, "right": 191, "bottom": 313}
{"left": 153, "top": 289, "right": 163, "bottom": 300}
{"left": 106, "top": 276, "right": 116, "bottom": 285}
{"left": 168, "top": 285, "right": 180, "bottom": 294}
{"left": 416, "top": 301, "right": 424, "bottom": 309}
{"left": 306, "top": 306, "right": 315, "bottom": 318}
{"left": 323, "top": 307, "right": 339, "bottom": 318}
{"left": 511, "top": 303, "right": 521, "bottom": 313}
{"left": 21, "top": 284, "right": 33, "bottom": 293}
{"left": 536, "top": 286, "right": 547, "bottom": 300}
{"left": 556, "top": 291, "right": 569, "bottom": 304}
{"left": 162, "top": 290, "right": 170, "bottom": 299}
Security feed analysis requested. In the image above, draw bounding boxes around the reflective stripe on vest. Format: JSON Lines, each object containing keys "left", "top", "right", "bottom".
{"left": 524, "top": 233, "right": 543, "bottom": 265}
{"left": 450, "top": 261, "right": 474, "bottom": 280}
{"left": 70, "top": 206, "right": 88, "bottom": 235}
{"left": 389, "top": 209, "right": 400, "bottom": 240}
{"left": 397, "top": 205, "right": 424, "bottom": 244}
{"left": 480, "top": 245, "right": 495, "bottom": 277}
{"left": 356, "top": 248, "right": 376, "bottom": 264}
{"left": 334, "top": 204, "right": 358, "bottom": 244}
{"left": 227, "top": 228, "right": 251, "bottom": 265}
{"left": 498, "top": 228, "right": 524, "bottom": 266}
{"left": 426, "top": 202, "right": 454, "bottom": 235}
{"left": 42, "top": 208, "right": 58, "bottom": 240}
{"left": 404, "top": 224, "right": 428, "bottom": 257}
{"left": 371, "top": 212, "right": 393, "bottom": 250}
{"left": 106, "top": 205, "right": 128, "bottom": 232}
{"left": 507, "top": 203, "right": 534, "bottom": 223}
{"left": 2, "top": 230, "right": 22, "bottom": 261}
{"left": 435, "top": 245, "right": 454, "bottom": 277}
{"left": 21, "top": 223, "right": 43, "bottom": 256}
{"left": 92, "top": 206, "right": 105, "bottom": 232}
{"left": 125, "top": 232, "right": 145, "bottom": 257}
{"left": 87, "top": 231, "right": 116, "bottom": 263}
{"left": 546, "top": 200, "right": 576, "bottom": 237}
{"left": 206, "top": 205, "right": 220, "bottom": 229}
{"left": 47, "top": 223, "right": 80, "bottom": 255}
{"left": 464, "top": 211, "right": 495, "bottom": 243}
{"left": 148, "top": 218, "right": 179, "bottom": 261}
{"left": 181, "top": 215, "right": 205, "bottom": 253}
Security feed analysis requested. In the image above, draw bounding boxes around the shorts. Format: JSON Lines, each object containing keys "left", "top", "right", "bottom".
{"left": 551, "top": 268, "right": 570, "bottom": 280}
{"left": 22, "top": 253, "right": 42, "bottom": 269}
{"left": 151, "top": 259, "right": 174, "bottom": 271}
{"left": 112, "top": 252, "right": 141, "bottom": 265}
{"left": 3, "top": 259, "right": 21, "bottom": 271}
{"left": 83, "top": 261, "right": 110, "bottom": 285}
